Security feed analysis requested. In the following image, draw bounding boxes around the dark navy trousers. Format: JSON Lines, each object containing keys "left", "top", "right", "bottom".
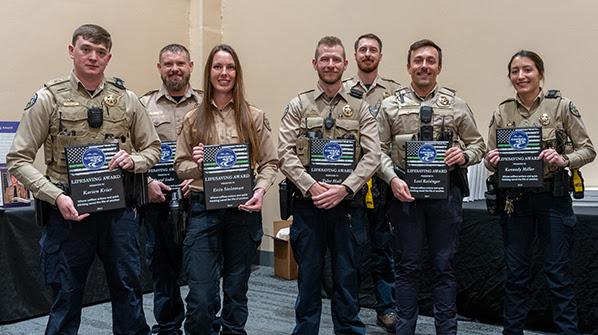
{"left": 41, "top": 206, "right": 149, "bottom": 335}
{"left": 501, "top": 191, "right": 579, "bottom": 335}
{"left": 183, "top": 192, "right": 262, "bottom": 335}
{"left": 144, "top": 202, "right": 185, "bottom": 335}
{"left": 290, "top": 198, "right": 368, "bottom": 335}
{"left": 389, "top": 186, "right": 463, "bottom": 335}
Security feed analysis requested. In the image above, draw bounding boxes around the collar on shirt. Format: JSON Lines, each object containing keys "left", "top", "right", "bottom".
{"left": 410, "top": 83, "right": 438, "bottom": 102}
{"left": 352, "top": 74, "right": 385, "bottom": 92}
{"left": 70, "top": 72, "right": 106, "bottom": 98}
{"left": 210, "top": 98, "right": 234, "bottom": 112}
{"left": 157, "top": 84, "right": 201, "bottom": 104}
{"left": 314, "top": 83, "right": 350, "bottom": 104}
{"left": 515, "top": 88, "right": 544, "bottom": 111}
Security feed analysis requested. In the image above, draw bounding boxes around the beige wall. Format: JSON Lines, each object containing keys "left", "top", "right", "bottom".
{"left": 3, "top": 0, "right": 598, "bottom": 253}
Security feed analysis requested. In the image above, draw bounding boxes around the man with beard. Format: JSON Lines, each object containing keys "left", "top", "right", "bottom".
{"left": 343, "top": 33, "right": 400, "bottom": 333}
{"left": 278, "top": 36, "right": 380, "bottom": 335}
{"left": 377, "top": 39, "right": 486, "bottom": 334}
{"left": 140, "top": 44, "right": 202, "bottom": 335}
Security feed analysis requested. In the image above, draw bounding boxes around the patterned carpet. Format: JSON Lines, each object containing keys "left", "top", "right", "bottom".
{"left": 0, "top": 266, "right": 548, "bottom": 334}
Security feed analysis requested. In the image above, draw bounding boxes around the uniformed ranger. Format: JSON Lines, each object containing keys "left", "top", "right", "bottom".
{"left": 278, "top": 36, "right": 381, "bottom": 335}
{"left": 6, "top": 24, "right": 160, "bottom": 335}
{"left": 174, "top": 44, "right": 278, "bottom": 335}
{"left": 377, "top": 39, "right": 486, "bottom": 335}
{"left": 139, "top": 43, "right": 202, "bottom": 335}
{"left": 343, "top": 32, "right": 400, "bottom": 333}
{"left": 485, "top": 50, "right": 595, "bottom": 335}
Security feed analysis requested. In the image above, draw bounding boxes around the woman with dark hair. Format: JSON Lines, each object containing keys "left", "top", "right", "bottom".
{"left": 175, "top": 44, "right": 278, "bottom": 334}
{"left": 485, "top": 50, "right": 595, "bottom": 335}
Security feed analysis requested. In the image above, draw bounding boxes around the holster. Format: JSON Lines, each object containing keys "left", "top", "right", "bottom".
{"left": 166, "top": 189, "right": 187, "bottom": 245}
{"left": 34, "top": 198, "right": 49, "bottom": 227}
{"left": 552, "top": 170, "right": 570, "bottom": 197}
{"left": 450, "top": 167, "right": 470, "bottom": 197}
{"left": 279, "top": 179, "right": 293, "bottom": 220}
{"left": 123, "top": 172, "right": 149, "bottom": 208}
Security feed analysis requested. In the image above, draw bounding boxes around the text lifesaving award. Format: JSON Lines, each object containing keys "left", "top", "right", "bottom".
{"left": 405, "top": 141, "right": 449, "bottom": 199}
{"left": 497, "top": 127, "right": 543, "bottom": 188}
{"left": 65, "top": 143, "right": 126, "bottom": 213}
{"left": 203, "top": 143, "right": 253, "bottom": 210}
{"left": 148, "top": 141, "right": 180, "bottom": 189}
{"left": 309, "top": 139, "right": 356, "bottom": 184}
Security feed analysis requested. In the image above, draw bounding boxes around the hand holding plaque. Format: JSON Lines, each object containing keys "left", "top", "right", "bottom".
{"left": 202, "top": 143, "right": 253, "bottom": 210}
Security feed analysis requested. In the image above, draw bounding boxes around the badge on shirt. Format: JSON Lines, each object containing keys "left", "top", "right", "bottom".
{"left": 438, "top": 95, "right": 449, "bottom": 106}
{"left": 103, "top": 95, "right": 118, "bottom": 107}
{"left": 569, "top": 102, "right": 580, "bottom": 117}
{"left": 539, "top": 113, "right": 550, "bottom": 126}
{"left": 342, "top": 105, "right": 353, "bottom": 117}
{"left": 24, "top": 93, "right": 37, "bottom": 110}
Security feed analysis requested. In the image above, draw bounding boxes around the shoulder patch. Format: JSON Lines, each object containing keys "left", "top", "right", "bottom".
{"left": 24, "top": 93, "right": 38, "bottom": 110}
{"left": 263, "top": 116, "right": 272, "bottom": 131}
{"left": 569, "top": 101, "right": 580, "bottom": 117}
{"left": 349, "top": 87, "right": 364, "bottom": 99}
{"left": 545, "top": 90, "right": 561, "bottom": 99}
{"left": 112, "top": 77, "right": 126, "bottom": 89}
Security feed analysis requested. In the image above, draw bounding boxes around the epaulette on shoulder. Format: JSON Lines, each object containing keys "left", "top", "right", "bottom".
{"left": 349, "top": 87, "right": 364, "bottom": 99}
{"left": 192, "top": 88, "right": 204, "bottom": 95}
{"left": 499, "top": 97, "right": 516, "bottom": 106}
{"left": 108, "top": 77, "right": 126, "bottom": 90}
{"left": 395, "top": 86, "right": 410, "bottom": 96}
{"left": 380, "top": 77, "right": 399, "bottom": 85}
{"left": 342, "top": 78, "right": 352, "bottom": 83}
{"left": 439, "top": 86, "right": 456, "bottom": 96}
{"left": 298, "top": 89, "right": 314, "bottom": 97}
{"left": 141, "top": 89, "right": 159, "bottom": 98}
{"left": 545, "top": 89, "right": 561, "bottom": 99}
{"left": 44, "top": 77, "right": 69, "bottom": 88}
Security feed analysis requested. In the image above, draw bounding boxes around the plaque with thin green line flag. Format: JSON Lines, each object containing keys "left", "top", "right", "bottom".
{"left": 497, "top": 127, "right": 543, "bottom": 188}
{"left": 65, "top": 142, "right": 126, "bottom": 213}
{"left": 309, "top": 139, "right": 356, "bottom": 184}
{"left": 405, "top": 141, "right": 449, "bottom": 199}
{"left": 202, "top": 143, "right": 253, "bottom": 210}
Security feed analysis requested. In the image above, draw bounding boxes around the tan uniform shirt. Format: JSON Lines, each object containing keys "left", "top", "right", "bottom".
{"left": 140, "top": 85, "right": 203, "bottom": 141}
{"left": 343, "top": 75, "right": 401, "bottom": 116}
{"left": 278, "top": 84, "right": 381, "bottom": 195}
{"left": 6, "top": 73, "right": 161, "bottom": 205}
{"left": 175, "top": 101, "right": 278, "bottom": 193}
{"left": 378, "top": 85, "right": 486, "bottom": 184}
{"left": 486, "top": 90, "right": 595, "bottom": 175}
